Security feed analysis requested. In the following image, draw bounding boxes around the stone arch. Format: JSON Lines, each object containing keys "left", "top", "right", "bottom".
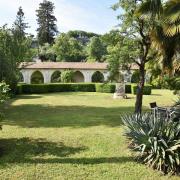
{"left": 73, "top": 71, "right": 85, "bottom": 83}
{"left": 91, "top": 71, "right": 104, "bottom": 83}
{"left": 18, "top": 72, "right": 24, "bottom": 82}
{"left": 51, "top": 71, "right": 61, "bottom": 83}
{"left": 31, "top": 71, "right": 44, "bottom": 84}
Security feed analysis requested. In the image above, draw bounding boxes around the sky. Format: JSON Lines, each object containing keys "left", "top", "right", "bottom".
{"left": 0, "top": 0, "right": 122, "bottom": 35}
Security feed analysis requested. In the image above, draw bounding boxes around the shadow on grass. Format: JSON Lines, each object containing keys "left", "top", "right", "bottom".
{"left": 0, "top": 138, "right": 86, "bottom": 160}
{"left": 16, "top": 95, "right": 43, "bottom": 99}
{"left": 3, "top": 104, "right": 134, "bottom": 128}
{"left": 0, "top": 137, "right": 134, "bottom": 165}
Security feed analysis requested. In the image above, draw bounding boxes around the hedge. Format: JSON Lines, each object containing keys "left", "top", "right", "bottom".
{"left": 131, "top": 84, "right": 152, "bottom": 95}
{"left": 95, "top": 83, "right": 115, "bottom": 93}
{"left": 16, "top": 83, "right": 96, "bottom": 94}
{"left": 16, "top": 83, "right": 152, "bottom": 95}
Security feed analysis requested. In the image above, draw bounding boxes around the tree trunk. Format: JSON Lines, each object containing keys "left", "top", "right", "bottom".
{"left": 135, "top": 63, "right": 145, "bottom": 114}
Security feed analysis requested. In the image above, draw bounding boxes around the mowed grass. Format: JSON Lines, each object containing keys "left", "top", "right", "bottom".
{"left": 0, "top": 90, "right": 179, "bottom": 180}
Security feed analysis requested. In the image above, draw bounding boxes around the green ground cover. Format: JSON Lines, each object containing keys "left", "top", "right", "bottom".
{"left": 0, "top": 90, "right": 179, "bottom": 180}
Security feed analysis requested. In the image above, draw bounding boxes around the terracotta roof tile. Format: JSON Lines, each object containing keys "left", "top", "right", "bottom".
{"left": 19, "top": 62, "right": 109, "bottom": 70}
{"left": 19, "top": 62, "right": 139, "bottom": 70}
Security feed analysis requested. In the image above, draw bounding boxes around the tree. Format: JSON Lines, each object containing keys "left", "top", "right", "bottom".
{"left": 86, "top": 36, "right": 106, "bottom": 62}
{"left": 53, "top": 33, "right": 85, "bottom": 62}
{"left": 39, "top": 43, "right": 56, "bottom": 61}
{"left": 13, "top": 7, "right": 28, "bottom": 38}
{"left": 0, "top": 82, "right": 9, "bottom": 130}
{"left": 137, "top": 0, "right": 180, "bottom": 76}
{"left": 12, "top": 7, "right": 31, "bottom": 62}
{"left": 61, "top": 70, "right": 74, "bottom": 83}
{"left": 107, "top": 35, "right": 139, "bottom": 82}
{"left": 36, "top": 0, "right": 58, "bottom": 45}
{"left": 113, "top": 1, "right": 155, "bottom": 113}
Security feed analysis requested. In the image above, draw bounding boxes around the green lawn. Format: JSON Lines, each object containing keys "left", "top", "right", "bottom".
{"left": 0, "top": 90, "right": 179, "bottom": 180}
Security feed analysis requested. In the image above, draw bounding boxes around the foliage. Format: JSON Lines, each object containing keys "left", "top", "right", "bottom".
{"left": 0, "top": 82, "right": 10, "bottom": 129}
{"left": 61, "top": 70, "right": 74, "bottom": 83}
{"left": 92, "top": 72, "right": 104, "bottom": 83}
{"left": 122, "top": 113, "right": 180, "bottom": 175}
{"left": 131, "top": 84, "right": 152, "bottom": 95}
{"left": 113, "top": 0, "right": 154, "bottom": 113}
{"left": 16, "top": 83, "right": 96, "bottom": 94}
{"left": 95, "top": 83, "right": 116, "bottom": 93}
{"left": 31, "top": 71, "right": 44, "bottom": 84}
{"left": 39, "top": 43, "right": 56, "bottom": 61}
{"left": 86, "top": 36, "right": 106, "bottom": 62}
{"left": 53, "top": 33, "right": 85, "bottom": 62}
{"left": 0, "top": 26, "right": 29, "bottom": 91}
{"left": 131, "top": 71, "right": 140, "bottom": 83}
{"left": 36, "top": 0, "right": 58, "bottom": 45}
{"left": 16, "top": 83, "right": 139, "bottom": 95}
{"left": 51, "top": 71, "right": 61, "bottom": 83}
{"left": 67, "top": 30, "right": 99, "bottom": 45}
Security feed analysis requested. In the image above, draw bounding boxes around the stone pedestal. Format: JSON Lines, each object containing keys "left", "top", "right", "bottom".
{"left": 113, "top": 83, "right": 127, "bottom": 99}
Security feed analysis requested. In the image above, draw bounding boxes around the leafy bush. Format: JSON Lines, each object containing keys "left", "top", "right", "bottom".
{"left": 17, "top": 83, "right": 136, "bottom": 94}
{"left": 131, "top": 70, "right": 140, "bottom": 83}
{"left": 125, "top": 84, "right": 132, "bottom": 94}
{"left": 0, "top": 82, "right": 10, "bottom": 129}
{"left": 131, "top": 84, "right": 152, "bottom": 95}
{"left": 122, "top": 113, "right": 180, "bottom": 175}
{"left": 151, "top": 77, "right": 162, "bottom": 89}
{"left": 61, "top": 70, "right": 74, "bottom": 83}
{"left": 17, "top": 83, "right": 96, "bottom": 94}
{"left": 95, "top": 83, "right": 115, "bottom": 93}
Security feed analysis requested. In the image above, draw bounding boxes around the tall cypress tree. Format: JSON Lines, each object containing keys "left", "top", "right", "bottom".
{"left": 36, "top": 0, "right": 58, "bottom": 45}
{"left": 12, "top": 7, "right": 30, "bottom": 62}
{"left": 13, "top": 6, "right": 28, "bottom": 39}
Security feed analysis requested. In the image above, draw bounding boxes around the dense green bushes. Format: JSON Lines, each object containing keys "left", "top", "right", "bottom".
{"left": 17, "top": 83, "right": 96, "bottom": 94}
{"left": 16, "top": 83, "right": 152, "bottom": 95}
{"left": 95, "top": 83, "right": 115, "bottom": 93}
{"left": 131, "top": 84, "right": 152, "bottom": 95}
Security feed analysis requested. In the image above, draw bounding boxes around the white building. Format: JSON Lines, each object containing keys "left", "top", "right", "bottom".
{"left": 19, "top": 62, "right": 138, "bottom": 84}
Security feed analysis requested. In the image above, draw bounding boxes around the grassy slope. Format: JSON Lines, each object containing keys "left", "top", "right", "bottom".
{"left": 0, "top": 90, "right": 179, "bottom": 180}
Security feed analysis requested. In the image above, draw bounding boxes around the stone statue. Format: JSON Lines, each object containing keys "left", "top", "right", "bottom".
{"left": 113, "top": 74, "right": 127, "bottom": 99}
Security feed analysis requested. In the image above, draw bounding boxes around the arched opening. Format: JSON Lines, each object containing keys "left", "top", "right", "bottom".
{"left": 92, "top": 71, "right": 104, "bottom": 83}
{"left": 31, "top": 71, "right": 44, "bottom": 84}
{"left": 51, "top": 71, "right": 61, "bottom": 83}
{"left": 73, "top": 71, "right": 84, "bottom": 83}
{"left": 18, "top": 72, "right": 24, "bottom": 83}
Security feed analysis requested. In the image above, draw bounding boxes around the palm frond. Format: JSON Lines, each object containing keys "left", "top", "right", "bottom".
{"left": 164, "top": 0, "right": 180, "bottom": 36}
{"left": 136, "top": 0, "right": 163, "bottom": 19}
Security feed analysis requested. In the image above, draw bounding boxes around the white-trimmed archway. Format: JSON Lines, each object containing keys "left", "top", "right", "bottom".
{"left": 31, "top": 71, "right": 44, "bottom": 84}
{"left": 73, "top": 71, "right": 85, "bottom": 83}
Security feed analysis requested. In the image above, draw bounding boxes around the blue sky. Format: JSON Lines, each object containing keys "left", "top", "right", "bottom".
{"left": 0, "top": 0, "right": 122, "bottom": 35}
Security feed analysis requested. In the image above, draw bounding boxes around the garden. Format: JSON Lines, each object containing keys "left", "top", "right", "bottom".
{"left": 0, "top": 0, "right": 180, "bottom": 179}
{"left": 0, "top": 89, "right": 179, "bottom": 179}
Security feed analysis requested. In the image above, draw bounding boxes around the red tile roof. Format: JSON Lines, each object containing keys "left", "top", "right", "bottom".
{"left": 19, "top": 62, "right": 139, "bottom": 70}
{"left": 19, "top": 62, "right": 108, "bottom": 70}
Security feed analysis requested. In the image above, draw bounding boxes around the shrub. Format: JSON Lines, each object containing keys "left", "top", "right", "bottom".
{"left": 17, "top": 83, "right": 96, "bottom": 94}
{"left": 0, "top": 82, "right": 10, "bottom": 129}
{"left": 131, "top": 70, "right": 140, "bottom": 83}
{"left": 151, "top": 77, "right": 162, "bottom": 89}
{"left": 125, "top": 84, "right": 132, "bottom": 94}
{"left": 122, "top": 113, "right": 180, "bottom": 175}
{"left": 95, "top": 83, "right": 115, "bottom": 93}
{"left": 131, "top": 84, "right": 152, "bottom": 95}
{"left": 61, "top": 70, "right": 74, "bottom": 83}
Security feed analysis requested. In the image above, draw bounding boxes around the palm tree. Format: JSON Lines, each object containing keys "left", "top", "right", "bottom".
{"left": 164, "top": 0, "right": 180, "bottom": 36}
{"left": 137, "top": 0, "right": 180, "bottom": 76}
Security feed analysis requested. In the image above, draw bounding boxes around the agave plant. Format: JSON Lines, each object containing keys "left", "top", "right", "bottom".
{"left": 122, "top": 113, "right": 180, "bottom": 175}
